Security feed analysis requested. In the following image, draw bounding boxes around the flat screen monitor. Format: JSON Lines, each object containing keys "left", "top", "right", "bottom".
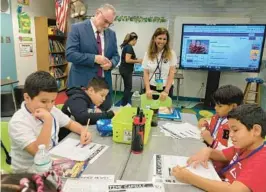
{"left": 179, "top": 24, "right": 266, "bottom": 72}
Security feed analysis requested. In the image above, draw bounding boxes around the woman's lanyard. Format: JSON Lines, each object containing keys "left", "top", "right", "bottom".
{"left": 149, "top": 51, "right": 164, "bottom": 82}
{"left": 219, "top": 141, "right": 266, "bottom": 175}
{"left": 24, "top": 104, "right": 57, "bottom": 147}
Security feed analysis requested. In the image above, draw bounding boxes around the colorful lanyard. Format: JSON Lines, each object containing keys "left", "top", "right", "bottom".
{"left": 219, "top": 141, "right": 266, "bottom": 175}
{"left": 211, "top": 117, "right": 226, "bottom": 137}
{"left": 24, "top": 104, "right": 57, "bottom": 147}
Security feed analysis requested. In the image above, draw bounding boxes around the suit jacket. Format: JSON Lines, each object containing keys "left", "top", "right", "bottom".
{"left": 66, "top": 20, "right": 120, "bottom": 92}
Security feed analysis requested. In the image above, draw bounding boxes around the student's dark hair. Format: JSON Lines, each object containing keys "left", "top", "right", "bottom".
{"left": 1, "top": 173, "right": 58, "bottom": 192}
{"left": 228, "top": 104, "right": 266, "bottom": 138}
{"left": 87, "top": 77, "right": 109, "bottom": 92}
{"left": 212, "top": 85, "right": 243, "bottom": 105}
{"left": 120, "top": 32, "right": 138, "bottom": 49}
{"left": 24, "top": 71, "right": 58, "bottom": 99}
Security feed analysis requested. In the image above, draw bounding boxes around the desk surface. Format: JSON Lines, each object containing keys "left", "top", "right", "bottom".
{"left": 68, "top": 125, "right": 131, "bottom": 180}
{"left": 1, "top": 79, "right": 19, "bottom": 86}
{"left": 121, "top": 113, "right": 205, "bottom": 192}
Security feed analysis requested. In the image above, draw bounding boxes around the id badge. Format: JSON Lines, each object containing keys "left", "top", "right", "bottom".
{"left": 155, "top": 79, "right": 163, "bottom": 90}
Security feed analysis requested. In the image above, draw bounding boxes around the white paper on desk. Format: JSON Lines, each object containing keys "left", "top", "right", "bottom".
{"left": 49, "top": 138, "right": 109, "bottom": 162}
{"left": 116, "top": 180, "right": 165, "bottom": 192}
{"left": 81, "top": 174, "right": 115, "bottom": 183}
{"left": 63, "top": 177, "right": 112, "bottom": 192}
{"left": 108, "top": 182, "right": 164, "bottom": 192}
{"left": 162, "top": 122, "right": 201, "bottom": 140}
{"left": 152, "top": 154, "right": 221, "bottom": 185}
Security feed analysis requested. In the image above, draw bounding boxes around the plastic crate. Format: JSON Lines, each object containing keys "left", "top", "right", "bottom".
{"left": 112, "top": 107, "right": 153, "bottom": 145}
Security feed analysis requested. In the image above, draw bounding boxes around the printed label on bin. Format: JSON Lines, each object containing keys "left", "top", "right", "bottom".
{"left": 124, "top": 130, "right": 132, "bottom": 142}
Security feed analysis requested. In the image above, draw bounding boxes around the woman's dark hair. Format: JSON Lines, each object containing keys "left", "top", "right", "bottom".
{"left": 120, "top": 32, "right": 138, "bottom": 49}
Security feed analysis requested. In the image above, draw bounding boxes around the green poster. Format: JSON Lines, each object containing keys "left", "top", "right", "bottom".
{"left": 17, "top": 5, "right": 31, "bottom": 34}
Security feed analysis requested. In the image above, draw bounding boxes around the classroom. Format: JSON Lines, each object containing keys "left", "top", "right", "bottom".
{"left": 1, "top": 0, "right": 266, "bottom": 191}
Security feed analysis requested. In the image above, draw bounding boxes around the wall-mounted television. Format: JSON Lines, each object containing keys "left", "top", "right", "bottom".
{"left": 179, "top": 24, "right": 266, "bottom": 72}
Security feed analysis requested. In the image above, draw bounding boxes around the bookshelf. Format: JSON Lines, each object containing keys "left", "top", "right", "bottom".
{"left": 34, "top": 17, "right": 68, "bottom": 92}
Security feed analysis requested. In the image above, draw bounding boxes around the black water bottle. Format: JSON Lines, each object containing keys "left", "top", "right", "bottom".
{"left": 131, "top": 108, "right": 146, "bottom": 154}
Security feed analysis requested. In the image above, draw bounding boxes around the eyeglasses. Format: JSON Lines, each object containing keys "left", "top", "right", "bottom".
{"left": 99, "top": 11, "right": 114, "bottom": 27}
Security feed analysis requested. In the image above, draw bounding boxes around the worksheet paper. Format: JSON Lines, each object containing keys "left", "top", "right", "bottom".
{"left": 152, "top": 154, "right": 221, "bottom": 184}
{"left": 116, "top": 180, "right": 165, "bottom": 192}
{"left": 108, "top": 182, "right": 164, "bottom": 192}
{"left": 161, "top": 122, "right": 201, "bottom": 140}
{"left": 63, "top": 175, "right": 114, "bottom": 192}
{"left": 49, "top": 138, "right": 109, "bottom": 162}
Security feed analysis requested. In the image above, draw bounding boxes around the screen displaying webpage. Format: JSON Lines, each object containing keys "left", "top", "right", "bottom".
{"left": 180, "top": 25, "right": 266, "bottom": 71}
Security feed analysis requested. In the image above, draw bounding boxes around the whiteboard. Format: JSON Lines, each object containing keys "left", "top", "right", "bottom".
{"left": 110, "top": 21, "right": 169, "bottom": 64}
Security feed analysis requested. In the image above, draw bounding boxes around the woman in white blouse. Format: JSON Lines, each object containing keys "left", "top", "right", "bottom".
{"left": 142, "top": 27, "right": 177, "bottom": 101}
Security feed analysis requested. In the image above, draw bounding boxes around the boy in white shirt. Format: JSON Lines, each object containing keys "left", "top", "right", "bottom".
{"left": 8, "top": 71, "right": 92, "bottom": 172}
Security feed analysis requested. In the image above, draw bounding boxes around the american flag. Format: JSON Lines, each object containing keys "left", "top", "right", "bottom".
{"left": 55, "top": 0, "right": 70, "bottom": 33}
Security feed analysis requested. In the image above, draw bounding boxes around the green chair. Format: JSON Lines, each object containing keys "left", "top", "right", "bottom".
{"left": 56, "top": 104, "right": 64, "bottom": 110}
{"left": 140, "top": 92, "right": 172, "bottom": 109}
{"left": 1, "top": 121, "right": 12, "bottom": 173}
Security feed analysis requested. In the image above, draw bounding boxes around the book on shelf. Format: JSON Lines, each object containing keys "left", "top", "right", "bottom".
{"left": 50, "top": 67, "right": 65, "bottom": 78}
{"left": 48, "top": 39, "right": 65, "bottom": 52}
{"left": 49, "top": 54, "right": 66, "bottom": 66}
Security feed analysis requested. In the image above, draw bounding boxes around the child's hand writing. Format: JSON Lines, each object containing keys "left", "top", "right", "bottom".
{"left": 201, "top": 130, "right": 213, "bottom": 145}
{"left": 33, "top": 108, "right": 52, "bottom": 121}
{"left": 80, "top": 129, "right": 92, "bottom": 145}
{"left": 171, "top": 165, "right": 191, "bottom": 184}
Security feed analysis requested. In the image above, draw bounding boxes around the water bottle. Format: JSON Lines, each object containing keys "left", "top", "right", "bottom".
{"left": 151, "top": 103, "right": 159, "bottom": 127}
{"left": 34, "top": 144, "right": 52, "bottom": 173}
{"left": 131, "top": 91, "right": 141, "bottom": 108}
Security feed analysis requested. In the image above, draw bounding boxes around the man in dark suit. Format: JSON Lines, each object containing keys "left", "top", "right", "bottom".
{"left": 66, "top": 4, "right": 120, "bottom": 110}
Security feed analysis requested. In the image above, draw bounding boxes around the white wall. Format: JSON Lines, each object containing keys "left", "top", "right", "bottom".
{"left": 11, "top": 0, "right": 55, "bottom": 85}
{"left": 83, "top": 0, "right": 266, "bottom": 98}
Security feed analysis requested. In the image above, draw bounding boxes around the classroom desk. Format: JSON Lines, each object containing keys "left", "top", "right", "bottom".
{"left": 1, "top": 79, "right": 19, "bottom": 111}
{"left": 112, "top": 68, "right": 184, "bottom": 104}
{"left": 121, "top": 113, "right": 206, "bottom": 192}
{"left": 67, "top": 124, "right": 131, "bottom": 180}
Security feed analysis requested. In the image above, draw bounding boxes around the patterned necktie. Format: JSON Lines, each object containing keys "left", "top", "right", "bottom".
{"left": 96, "top": 31, "right": 103, "bottom": 77}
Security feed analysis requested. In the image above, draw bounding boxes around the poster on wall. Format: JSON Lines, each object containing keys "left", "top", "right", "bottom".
{"left": 1, "top": 0, "right": 10, "bottom": 14}
{"left": 19, "top": 43, "right": 33, "bottom": 57}
{"left": 17, "top": 5, "right": 31, "bottom": 34}
{"left": 17, "top": 0, "right": 30, "bottom": 6}
{"left": 18, "top": 36, "right": 33, "bottom": 42}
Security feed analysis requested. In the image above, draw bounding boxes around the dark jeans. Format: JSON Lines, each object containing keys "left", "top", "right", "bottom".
{"left": 149, "top": 85, "right": 174, "bottom": 99}
{"left": 119, "top": 68, "right": 133, "bottom": 106}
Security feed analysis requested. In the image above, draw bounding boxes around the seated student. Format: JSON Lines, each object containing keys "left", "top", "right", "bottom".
{"left": 172, "top": 104, "right": 266, "bottom": 192}
{"left": 1, "top": 171, "right": 62, "bottom": 192}
{"left": 59, "top": 77, "right": 115, "bottom": 140}
{"left": 8, "top": 71, "right": 92, "bottom": 172}
{"left": 198, "top": 85, "right": 244, "bottom": 150}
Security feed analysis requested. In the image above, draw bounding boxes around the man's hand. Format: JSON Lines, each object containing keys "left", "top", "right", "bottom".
{"left": 101, "top": 61, "right": 112, "bottom": 70}
{"left": 80, "top": 129, "right": 92, "bottom": 145}
{"left": 95, "top": 55, "right": 110, "bottom": 65}
{"left": 33, "top": 108, "right": 52, "bottom": 122}
{"left": 201, "top": 130, "right": 214, "bottom": 145}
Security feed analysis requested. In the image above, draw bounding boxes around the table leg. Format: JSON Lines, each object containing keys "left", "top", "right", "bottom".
{"left": 11, "top": 84, "right": 17, "bottom": 111}
{"left": 176, "top": 79, "right": 180, "bottom": 104}
{"left": 114, "top": 74, "right": 118, "bottom": 105}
